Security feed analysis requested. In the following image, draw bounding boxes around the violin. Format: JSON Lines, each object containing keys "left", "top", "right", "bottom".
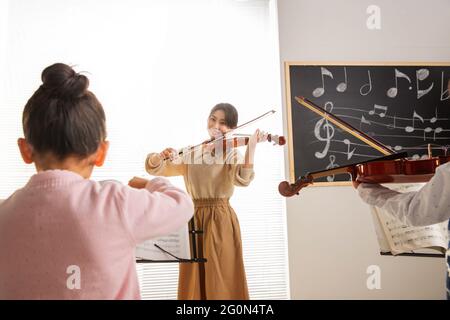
{"left": 160, "top": 110, "right": 286, "bottom": 161}
{"left": 278, "top": 97, "right": 450, "bottom": 197}
{"left": 163, "top": 132, "right": 286, "bottom": 160}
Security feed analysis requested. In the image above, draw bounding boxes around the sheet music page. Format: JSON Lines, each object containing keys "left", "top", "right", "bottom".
{"left": 369, "top": 206, "right": 391, "bottom": 253}
{"left": 135, "top": 224, "right": 191, "bottom": 261}
{"left": 373, "top": 183, "right": 448, "bottom": 255}
{"left": 97, "top": 180, "right": 191, "bottom": 261}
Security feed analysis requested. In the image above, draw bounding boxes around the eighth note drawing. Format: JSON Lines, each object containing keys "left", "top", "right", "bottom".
{"left": 430, "top": 108, "right": 439, "bottom": 124}
{"left": 369, "top": 104, "right": 388, "bottom": 118}
{"left": 416, "top": 68, "right": 434, "bottom": 99}
{"left": 405, "top": 110, "right": 424, "bottom": 133}
{"left": 313, "top": 67, "right": 334, "bottom": 97}
{"left": 387, "top": 69, "right": 412, "bottom": 98}
{"left": 343, "top": 139, "right": 355, "bottom": 160}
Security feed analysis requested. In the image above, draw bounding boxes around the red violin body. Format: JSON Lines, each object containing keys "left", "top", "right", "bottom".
{"left": 355, "top": 156, "right": 450, "bottom": 184}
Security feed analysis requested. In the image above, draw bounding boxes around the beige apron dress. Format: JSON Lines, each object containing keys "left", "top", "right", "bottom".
{"left": 145, "top": 148, "right": 254, "bottom": 300}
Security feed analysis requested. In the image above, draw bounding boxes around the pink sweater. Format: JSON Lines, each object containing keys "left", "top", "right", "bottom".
{"left": 0, "top": 170, "right": 194, "bottom": 299}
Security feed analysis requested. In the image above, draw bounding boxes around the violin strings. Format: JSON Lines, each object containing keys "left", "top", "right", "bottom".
{"left": 167, "top": 109, "right": 276, "bottom": 160}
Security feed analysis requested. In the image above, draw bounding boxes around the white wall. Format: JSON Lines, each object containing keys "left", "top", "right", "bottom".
{"left": 277, "top": 0, "right": 450, "bottom": 299}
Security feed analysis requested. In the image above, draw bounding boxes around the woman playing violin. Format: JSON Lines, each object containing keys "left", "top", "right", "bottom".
{"left": 143, "top": 103, "right": 267, "bottom": 300}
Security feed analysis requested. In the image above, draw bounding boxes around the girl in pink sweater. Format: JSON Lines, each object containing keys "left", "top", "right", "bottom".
{"left": 0, "top": 63, "right": 194, "bottom": 299}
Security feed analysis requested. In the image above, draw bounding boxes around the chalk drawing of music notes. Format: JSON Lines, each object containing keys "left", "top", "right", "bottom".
{"left": 440, "top": 72, "right": 449, "bottom": 101}
{"left": 423, "top": 127, "right": 433, "bottom": 140}
{"left": 314, "top": 102, "right": 335, "bottom": 158}
{"left": 416, "top": 68, "right": 434, "bottom": 99}
{"left": 359, "top": 115, "right": 371, "bottom": 130}
{"left": 343, "top": 139, "right": 355, "bottom": 160}
{"left": 405, "top": 111, "right": 424, "bottom": 133}
{"left": 387, "top": 69, "right": 412, "bottom": 98}
{"left": 368, "top": 104, "right": 387, "bottom": 118}
{"left": 360, "top": 70, "right": 372, "bottom": 96}
{"left": 325, "top": 155, "right": 339, "bottom": 182}
{"left": 430, "top": 108, "right": 439, "bottom": 124}
{"left": 433, "top": 127, "right": 443, "bottom": 141}
{"left": 336, "top": 67, "right": 348, "bottom": 93}
{"left": 313, "top": 67, "right": 334, "bottom": 97}
{"left": 387, "top": 115, "right": 397, "bottom": 129}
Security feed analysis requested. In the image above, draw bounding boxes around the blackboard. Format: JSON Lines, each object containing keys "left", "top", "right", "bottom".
{"left": 285, "top": 62, "right": 450, "bottom": 183}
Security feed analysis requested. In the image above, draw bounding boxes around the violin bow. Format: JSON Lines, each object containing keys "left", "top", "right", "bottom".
{"left": 295, "top": 96, "right": 395, "bottom": 156}
{"left": 174, "top": 109, "right": 278, "bottom": 159}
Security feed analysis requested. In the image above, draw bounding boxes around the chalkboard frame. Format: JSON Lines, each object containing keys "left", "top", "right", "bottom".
{"left": 284, "top": 61, "right": 450, "bottom": 185}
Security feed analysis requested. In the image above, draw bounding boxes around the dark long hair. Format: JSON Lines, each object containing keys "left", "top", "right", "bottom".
{"left": 22, "top": 63, "right": 106, "bottom": 160}
{"left": 209, "top": 103, "right": 238, "bottom": 128}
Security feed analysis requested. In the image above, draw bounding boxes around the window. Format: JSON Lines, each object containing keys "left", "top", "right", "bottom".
{"left": 0, "top": 0, "right": 289, "bottom": 299}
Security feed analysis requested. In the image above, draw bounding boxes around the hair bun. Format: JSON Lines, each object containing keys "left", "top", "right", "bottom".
{"left": 41, "top": 63, "right": 89, "bottom": 99}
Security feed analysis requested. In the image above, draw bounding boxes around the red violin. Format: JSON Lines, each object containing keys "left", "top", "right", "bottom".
{"left": 165, "top": 133, "right": 285, "bottom": 160}
{"left": 278, "top": 97, "right": 450, "bottom": 197}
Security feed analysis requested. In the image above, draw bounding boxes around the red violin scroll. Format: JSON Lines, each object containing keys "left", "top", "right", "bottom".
{"left": 278, "top": 97, "right": 450, "bottom": 197}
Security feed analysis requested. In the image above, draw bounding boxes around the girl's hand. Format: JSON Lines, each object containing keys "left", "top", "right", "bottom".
{"left": 352, "top": 180, "right": 361, "bottom": 189}
{"left": 160, "top": 148, "right": 178, "bottom": 160}
{"left": 128, "top": 176, "right": 149, "bottom": 189}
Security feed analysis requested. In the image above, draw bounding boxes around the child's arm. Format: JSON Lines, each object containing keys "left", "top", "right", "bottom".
{"left": 145, "top": 148, "right": 186, "bottom": 177}
{"left": 357, "top": 163, "right": 450, "bottom": 226}
{"left": 122, "top": 177, "right": 194, "bottom": 245}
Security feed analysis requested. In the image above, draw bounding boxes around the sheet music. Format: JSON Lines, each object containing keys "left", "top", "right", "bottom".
{"left": 97, "top": 180, "right": 192, "bottom": 261}
{"left": 371, "top": 183, "right": 448, "bottom": 255}
{"left": 370, "top": 206, "right": 391, "bottom": 253}
{"left": 135, "top": 224, "right": 191, "bottom": 261}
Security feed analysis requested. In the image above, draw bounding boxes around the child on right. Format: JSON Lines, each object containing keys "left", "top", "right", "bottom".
{"left": 353, "top": 78, "right": 450, "bottom": 300}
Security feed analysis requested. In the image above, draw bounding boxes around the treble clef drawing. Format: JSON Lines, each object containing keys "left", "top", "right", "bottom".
{"left": 325, "top": 155, "right": 339, "bottom": 182}
{"left": 314, "top": 101, "right": 335, "bottom": 159}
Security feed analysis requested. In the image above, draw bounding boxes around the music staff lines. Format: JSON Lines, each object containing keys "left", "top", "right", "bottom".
{"left": 309, "top": 112, "right": 449, "bottom": 141}
{"left": 309, "top": 138, "right": 449, "bottom": 161}
{"left": 309, "top": 139, "right": 446, "bottom": 151}
{"left": 324, "top": 106, "right": 450, "bottom": 122}
{"left": 311, "top": 67, "right": 449, "bottom": 101}
{"left": 368, "top": 133, "right": 450, "bottom": 140}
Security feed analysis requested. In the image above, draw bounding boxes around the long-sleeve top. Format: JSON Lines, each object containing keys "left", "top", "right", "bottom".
{"left": 145, "top": 148, "right": 254, "bottom": 199}
{"left": 0, "top": 170, "right": 194, "bottom": 299}
{"left": 357, "top": 162, "right": 450, "bottom": 227}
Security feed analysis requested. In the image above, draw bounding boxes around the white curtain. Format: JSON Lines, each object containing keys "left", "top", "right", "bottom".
{"left": 0, "top": 0, "right": 289, "bottom": 299}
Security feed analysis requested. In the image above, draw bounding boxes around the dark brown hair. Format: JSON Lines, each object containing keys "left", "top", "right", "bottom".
{"left": 22, "top": 63, "right": 106, "bottom": 160}
{"left": 209, "top": 103, "right": 238, "bottom": 128}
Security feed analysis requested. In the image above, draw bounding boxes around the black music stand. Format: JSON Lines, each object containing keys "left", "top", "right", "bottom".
{"left": 136, "top": 218, "right": 207, "bottom": 264}
{"left": 380, "top": 252, "right": 445, "bottom": 258}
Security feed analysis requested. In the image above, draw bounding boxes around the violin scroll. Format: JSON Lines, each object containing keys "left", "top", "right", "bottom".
{"left": 268, "top": 134, "right": 286, "bottom": 146}
{"left": 278, "top": 175, "right": 313, "bottom": 197}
